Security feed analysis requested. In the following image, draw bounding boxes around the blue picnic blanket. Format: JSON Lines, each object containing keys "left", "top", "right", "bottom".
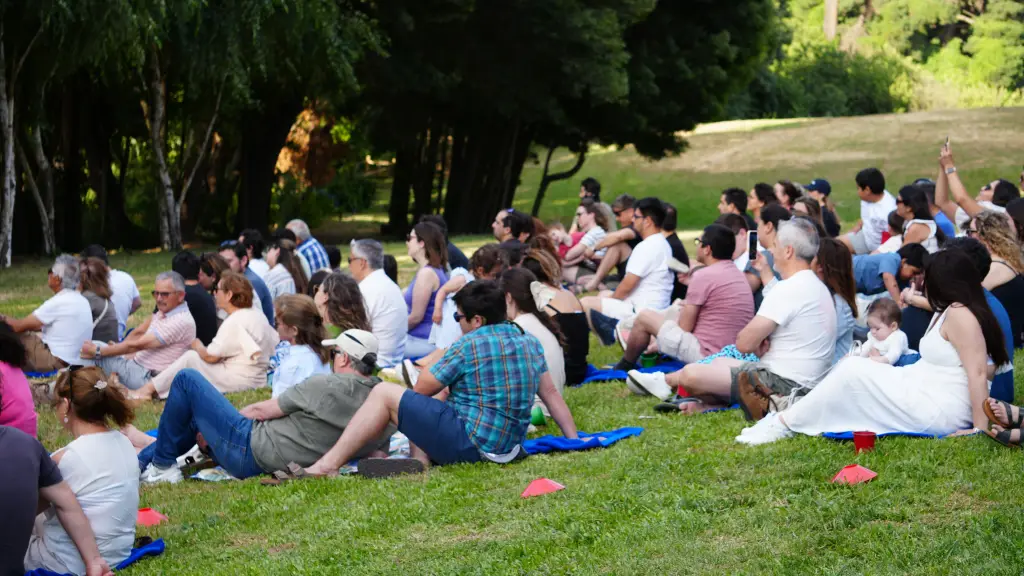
{"left": 580, "top": 361, "right": 684, "bottom": 384}
{"left": 25, "top": 538, "right": 165, "bottom": 576}
{"left": 822, "top": 429, "right": 981, "bottom": 440}
{"left": 523, "top": 427, "right": 643, "bottom": 454}
{"left": 25, "top": 370, "right": 59, "bottom": 379}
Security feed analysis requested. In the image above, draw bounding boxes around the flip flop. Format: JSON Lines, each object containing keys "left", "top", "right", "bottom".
{"left": 260, "top": 462, "right": 311, "bottom": 486}
{"left": 983, "top": 398, "right": 1024, "bottom": 429}
{"left": 985, "top": 426, "right": 1022, "bottom": 449}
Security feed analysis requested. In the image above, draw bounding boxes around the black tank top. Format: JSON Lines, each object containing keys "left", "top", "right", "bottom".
{"left": 990, "top": 261, "right": 1024, "bottom": 348}
{"left": 547, "top": 304, "right": 590, "bottom": 386}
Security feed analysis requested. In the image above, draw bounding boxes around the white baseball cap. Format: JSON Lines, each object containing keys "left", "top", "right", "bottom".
{"left": 323, "top": 329, "right": 379, "bottom": 365}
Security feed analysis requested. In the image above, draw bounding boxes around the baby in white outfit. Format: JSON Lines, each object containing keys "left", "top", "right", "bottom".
{"left": 859, "top": 298, "right": 909, "bottom": 364}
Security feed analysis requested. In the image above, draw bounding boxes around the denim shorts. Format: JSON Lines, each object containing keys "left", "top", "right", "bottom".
{"left": 397, "top": 390, "right": 482, "bottom": 466}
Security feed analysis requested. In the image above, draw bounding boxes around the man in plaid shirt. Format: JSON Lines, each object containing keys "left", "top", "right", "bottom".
{"left": 306, "top": 281, "right": 578, "bottom": 478}
{"left": 286, "top": 219, "right": 332, "bottom": 274}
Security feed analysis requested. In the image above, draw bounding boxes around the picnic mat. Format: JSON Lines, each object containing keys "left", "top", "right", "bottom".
{"left": 523, "top": 427, "right": 643, "bottom": 454}
{"left": 25, "top": 538, "right": 165, "bottom": 576}
{"left": 822, "top": 429, "right": 981, "bottom": 440}
{"left": 580, "top": 361, "right": 685, "bottom": 384}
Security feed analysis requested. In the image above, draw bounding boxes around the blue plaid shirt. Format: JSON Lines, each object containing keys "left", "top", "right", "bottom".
{"left": 431, "top": 323, "right": 548, "bottom": 455}
{"left": 297, "top": 237, "right": 331, "bottom": 273}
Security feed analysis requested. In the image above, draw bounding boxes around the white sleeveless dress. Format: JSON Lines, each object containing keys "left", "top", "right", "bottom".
{"left": 784, "top": 310, "right": 972, "bottom": 436}
{"left": 904, "top": 219, "right": 939, "bottom": 253}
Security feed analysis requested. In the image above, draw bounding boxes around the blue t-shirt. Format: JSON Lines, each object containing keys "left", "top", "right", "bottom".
{"left": 935, "top": 211, "right": 956, "bottom": 238}
{"left": 853, "top": 253, "right": 901, "bottom": 295}
{"left": 985, "top": 289, "right": 1015, "bottom": 403}
{"left": 244, "top": 267, "right": 276, "bottom": 327}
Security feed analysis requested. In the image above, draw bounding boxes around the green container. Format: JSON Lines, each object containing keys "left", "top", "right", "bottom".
{"left": 639, "top": 353, "right": 659, "bottom": 368}
{"left": 530, "top": 405, "right": 546, "bottom": 426}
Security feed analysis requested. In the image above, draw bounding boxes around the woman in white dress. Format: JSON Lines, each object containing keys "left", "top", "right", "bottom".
{"left": 736, "top": 249, "right": 1008, "bottom": 445}
{"left": 898, "top": 185, "right": 943, "bottom": 253}
{"left": 24, "top": 366, "right": 138, "bottom": 575}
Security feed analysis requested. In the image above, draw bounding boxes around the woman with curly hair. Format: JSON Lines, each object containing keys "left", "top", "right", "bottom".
{"left": 79, "top": 257, "right": 118, "bottom": 343}
{"left": 315, "top": 271, "right": 371, "bottom": 338}
{"left": 969, "top": 210, "right": 1024, "bottom": 348}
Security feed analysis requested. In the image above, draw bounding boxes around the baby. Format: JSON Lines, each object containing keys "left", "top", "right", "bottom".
{"left": 859, "top": 298, "right": 909, "bottom": 364}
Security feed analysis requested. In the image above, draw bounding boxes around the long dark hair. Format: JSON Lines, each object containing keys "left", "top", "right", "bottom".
{"left": 320, "top": 272, "right": 371, "bottom": 332}
{"left": 0, "top": 321, "right": 26, "bottom": 368}
{"left": 924, "top": 250, "right": 1008, "bottom": 365}
{"left": 498, "top": 268, "right": 565, "bottom": 347}
{"left": 273, "top": 239, "right": 309, "bottom": 295}
{"left": 816, "top": 238, "right": 858, "bottom": 319}
{"left": 54, "top": 366, "right": 134, "bottom": 428}
{"left": 899, "top": 185, "right": 946, "bottom": 243}
{"left": 412, "top": 222, "right": 448, "bottom": 269}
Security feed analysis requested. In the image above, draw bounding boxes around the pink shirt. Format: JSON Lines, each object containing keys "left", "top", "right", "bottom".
{"left": 135, "top": 303, "right": 197, "bottom": 373}
{"left": 685, "top": 260, "right": 755, "bottom": 356}
{"left": 0, "top": 361, "right": 37, "bottom": 437}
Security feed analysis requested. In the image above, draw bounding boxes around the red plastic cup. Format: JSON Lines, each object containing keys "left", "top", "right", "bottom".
{"left": 853, "top": 431, "right": 876, "bottom": 454}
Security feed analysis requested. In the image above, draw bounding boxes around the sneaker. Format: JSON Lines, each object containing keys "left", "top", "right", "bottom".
{"left": 141, "top": 463, "right": 183, "bottom": 484}
{"left": 733, "top": 370, "right": 774, "bottom": 422}
{"left": 357, "top": 457, "right": 425, "bottom": 479}
{"left": 626, "top": 370, "right": 674, "bottom": 401}
{"left": 590, "top": 310, "right": 619, "bottom": 346}
{"left": 735, "top": 413, "right": 793, "bottom": 446}
{"left": 400, "top": 360, "right": 420, "bottom": 388}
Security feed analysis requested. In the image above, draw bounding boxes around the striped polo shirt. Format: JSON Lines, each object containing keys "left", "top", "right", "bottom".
{"left": 136, "top": 302, "right": 197, "bottom": 373}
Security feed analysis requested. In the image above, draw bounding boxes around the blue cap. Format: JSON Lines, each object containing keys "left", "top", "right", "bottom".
{"left": 805, "top": 178, "right": 831, "bottom": 196}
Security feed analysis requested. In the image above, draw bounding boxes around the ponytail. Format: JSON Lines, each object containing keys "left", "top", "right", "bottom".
{"left": 55, "top": 366, "right": 134, "bottom": 428}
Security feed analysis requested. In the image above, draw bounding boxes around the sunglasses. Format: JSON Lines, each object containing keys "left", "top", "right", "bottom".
{"left": 895, "top": 198, "right": 904, "bottom": 205}
{"left": 454, "top": 312, "right": 465, "bottom": 323}
{"left": 612, "top": 209, "right": 624, "bottom": 216}
{"left": 151, "top": 290, "right": 176, "bottom": 298}
{"left": 694, "top": 237, "right": 706, "bottom": 246}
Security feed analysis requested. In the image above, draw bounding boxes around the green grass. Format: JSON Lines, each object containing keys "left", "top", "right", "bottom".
{"left": 9, "top": 107, "right": 1024, "bottom": 574}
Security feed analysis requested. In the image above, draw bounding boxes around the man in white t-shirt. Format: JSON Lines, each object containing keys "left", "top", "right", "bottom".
{"left": 628, "top": 219, "right": 836, "bottom": 415}
{"left": 349, "top": 238, "right": 408, "bottom": 368}
{"left": 0, "top": 254, "right": 93, "bottom": 372}
{"left": 581, "top": 197, "right": 673, "bottom": 340}
{"left": 935, "top": 141, "right": 1020, "bottom": 229}
{"left": 840, "top": 168, "right": 896, "bottom": 255}
{"left": 81, "top": 245, "right": 142, "bottom": 341}
{"left": 239, "top": 229, "right": 270, "bottom": 279}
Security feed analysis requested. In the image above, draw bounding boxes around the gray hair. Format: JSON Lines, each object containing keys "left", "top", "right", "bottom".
{"left": 52, "top": 254, "right": 80, "bottom": 290}
{"left": 155, "top": 271, "right": 186, "bottom": 292}
{"left": 350, "top": 239, "right": 384, "bottom": 270}
{"left": 286, "top": 219, "right": 311, "bottom": 242}
{"left": 776, "top": 218, "right": 820, "bottom": 262}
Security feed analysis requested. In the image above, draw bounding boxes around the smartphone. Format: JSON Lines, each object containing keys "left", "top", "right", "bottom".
{"left": 945, "top": 135, "right": 950, "bottom": 148}
{"left": 748, "top": 231, "right": 759, "bottom": 258}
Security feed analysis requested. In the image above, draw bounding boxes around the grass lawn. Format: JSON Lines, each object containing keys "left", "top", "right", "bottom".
{"left": 6, "top": 107, "right": 1024, "bottom": 574}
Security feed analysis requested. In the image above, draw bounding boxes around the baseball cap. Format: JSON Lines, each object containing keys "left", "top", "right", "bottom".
{"left": 323, "top": 329, "right": 378, "bottom": 366}
{"left": 805, "top": 179, "right": 831, "bottom": 196}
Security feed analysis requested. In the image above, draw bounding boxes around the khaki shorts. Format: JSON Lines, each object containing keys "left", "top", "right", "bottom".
{"left": 21, "top": 333, "right": 66, "bottom": 373}
{"left": 728, "top": 363, "right": 803, "bottom": 410}
{"left": 655, "top": 322, "right": 704, "bottom": 364}
{"left": 845, "top": 229, "right": 870, "bottom": 255}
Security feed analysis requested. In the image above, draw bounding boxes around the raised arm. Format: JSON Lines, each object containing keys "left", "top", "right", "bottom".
{"left": 940, "top": 142, "right": 985, "bottom": 219}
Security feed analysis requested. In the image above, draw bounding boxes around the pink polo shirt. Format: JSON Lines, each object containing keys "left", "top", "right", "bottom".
{"left": 135, "top": 303, "right": 197, "bottom": 373}
{"left": 1, "top": 361, "right": 37, "bottom": 437}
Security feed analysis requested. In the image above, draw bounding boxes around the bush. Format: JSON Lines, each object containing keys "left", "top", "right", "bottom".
{"left": 271, "top": 164, "right": 376, "bottom": 229}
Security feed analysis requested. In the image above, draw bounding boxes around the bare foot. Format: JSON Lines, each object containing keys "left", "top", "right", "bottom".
{"left": 121, "top": 425, "right": 156, "bottom": 451}
{"left": 678, "top": 399, "right": 726, "bottom": 415}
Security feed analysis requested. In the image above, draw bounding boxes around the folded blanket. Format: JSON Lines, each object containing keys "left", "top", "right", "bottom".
{"left": 523, "top": 427, "right": 643, "bottom": 454}
{"left": 25, "top": 538, "right": 165, "bottom": 576}
{"left": 580, "top": 361, "right": 684, "bottom": 384}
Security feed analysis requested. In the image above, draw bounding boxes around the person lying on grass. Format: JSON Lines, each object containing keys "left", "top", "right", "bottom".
{"left": 627, "top": 218, "right": 836, "bottom": 414}
{"left": 851, "top": 243, "right": 927, "bottom": 304}
{"left": 137, "top": 329, "right": 392, "bottom": 484}
{"left": 305, "top": 280, "right": 578, "bottom": 478}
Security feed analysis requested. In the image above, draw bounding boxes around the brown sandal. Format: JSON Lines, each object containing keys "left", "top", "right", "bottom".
{"left": 260, "top": 462, "right": 311, "bottom": 486}
{"left": 983, "top": 398, "right": 1024, "bottom": 429}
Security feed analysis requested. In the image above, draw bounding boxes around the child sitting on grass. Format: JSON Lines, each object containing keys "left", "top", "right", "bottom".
{"left": 858, "top": 298, "right": 909, "bottom": 364}
{"left": 874, "top": 211, "right": 905, "bottom": 254}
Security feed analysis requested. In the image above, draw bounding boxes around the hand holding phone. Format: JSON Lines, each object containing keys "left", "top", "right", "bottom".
{"left": 748, "top": 231, "right": 759, "bottom": 259}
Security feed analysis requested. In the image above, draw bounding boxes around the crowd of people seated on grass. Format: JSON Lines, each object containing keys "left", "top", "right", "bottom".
{"left": 4, "top": 137, "right": 1024, "bottom": 575}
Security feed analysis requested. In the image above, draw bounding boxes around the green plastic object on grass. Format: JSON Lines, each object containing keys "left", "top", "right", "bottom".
{"left": 639, "top": 353, "right": 659, "bottom": 368}
{"left": 531, "top": 405, "right": 546, "bottom": 426}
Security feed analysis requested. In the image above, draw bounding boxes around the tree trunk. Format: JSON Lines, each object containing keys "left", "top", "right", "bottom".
{"left": 531, "top": 145, "right": 587, "bottom": 216}
{"left": 236, "top": 95, "right": 303, "bottom": 233}
{"left": 386, "top": 141, "right": 414, "bottom": 235}
{"left": 58, "top": 82, "right": 82, "bottom": 250}
{"left": 435, "top": 128, "right": 449, "bottom": 213}
{"left": 0, "top": 41, "right": 15, "bottom": 267}
{"left": 144, "top": 53, "right": 180, "bottom": 249}
{"left": 16, "top": 135, "right": 55, "bottom": 254}
{"left": 824, "top": 0, "right": 838, "bottom": 41}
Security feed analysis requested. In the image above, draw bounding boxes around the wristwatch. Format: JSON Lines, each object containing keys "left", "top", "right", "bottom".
{"left": 945, "top": 166, "right": 957, "bottom": 175}
{"left": 94, "top": 345, "right": 103, "bottom": 360}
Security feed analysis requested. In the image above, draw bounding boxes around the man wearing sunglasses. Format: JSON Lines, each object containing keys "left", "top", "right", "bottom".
{"left": 81, "top": 271, "right": 196, "bottom": 390}
{"left": 305, "top": 281, "right": 578, "bottom": 478}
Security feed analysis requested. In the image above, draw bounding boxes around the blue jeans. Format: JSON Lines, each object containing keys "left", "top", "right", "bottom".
{"left": 138, "top": 369, "right": 266, "bottom": 479}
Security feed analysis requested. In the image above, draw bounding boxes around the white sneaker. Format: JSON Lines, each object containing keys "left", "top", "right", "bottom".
{"left": 735, "top": 413, "right": 793, "bottom": 446}
{"left": 401, "top": 360, "right": 420, "bottom": 388}
{"left": 141, "top": 463, "right": 184, "bottom": 484}
{"left": 176, "top": 444, "right": 205, "bottom": 469}
{"left": 626, "top": 370, "right": 673, "bottom": 401}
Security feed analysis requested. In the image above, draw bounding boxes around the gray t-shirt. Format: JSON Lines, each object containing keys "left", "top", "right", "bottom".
{"left": 83, "top": 290, "right": 119, "bottom": 343}
{"left": 1, "top": 426, "right": 63, "bottom": 575}
{"left": 250, "top": 373, "right": 395, "bottom": 472}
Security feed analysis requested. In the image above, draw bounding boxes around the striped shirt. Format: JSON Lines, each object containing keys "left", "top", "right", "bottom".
{"left": 297, "top": 237, "right": 331, "bottom": 273}
{"left": 135, "top": 303, "right": 197, "bottom": 372}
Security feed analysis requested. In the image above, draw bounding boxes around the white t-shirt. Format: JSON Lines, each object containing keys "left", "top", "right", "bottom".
{"left": 860, "top": 191, "right": 897, "bottom": 252}
{"left": 623, "top": 233, "right": 673, "bottom": 311}
{"left": 733, "top": 251, "right": 750, "bottom": 272}
{"left": 37, "top": 431, "right": 138, "bottom": 574}
{"left": 358, "top": 269, "right": 408, "bottom": 368}
{"left": 108, "top": 269, "right": 140, "bottom": 341}
{"left": 514, "top": 313, "right": 565, "bottom": 394}
{"left": 756, "top": 269, "right": 837, "bottom": 388}
{"left": 876, "top": 234, "right": 902, "bottom": 254}
{"left": 956, "top": 201, "right": 1005, "bottom": 229}
{"left": 248, "top": 258, "right": 270, "bottom": 279}
{"left": 579, "top": 226, "right": 607, "bottom": 258}
{"left": 272, "top": 344, "right": 330, "bottom": 398}
{"left": 860, "top": 329, "right": 909, "bottom": 364}
{"left": 32, "top": 289, "right": 93, "bottom": 365}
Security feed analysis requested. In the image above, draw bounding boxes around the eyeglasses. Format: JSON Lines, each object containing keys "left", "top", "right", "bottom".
{"left": 694, "top": 237, "right": 706, "bottom": 246}
{"left": 966, "top": 228, "right": 978, "bottom": 237}
{"left": 151, "top": 290, "right": 176, "bottom": 298}
{"left": 612, "top": 209, "right": 624, "bottom": 216}
{"left": 453, "top": 312, "right": 465, "bottom": 323}
{"left": 895, "top": 198, "right": 904, "bottom": 205}
{"left": 348, "top": 256, "right": 365, "bottom": 265}
{"left": 631, "top": 212, "right": 643, "bottom": 221}
{"left": 212, "top": 286, "right": 223, "bottom": 293}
